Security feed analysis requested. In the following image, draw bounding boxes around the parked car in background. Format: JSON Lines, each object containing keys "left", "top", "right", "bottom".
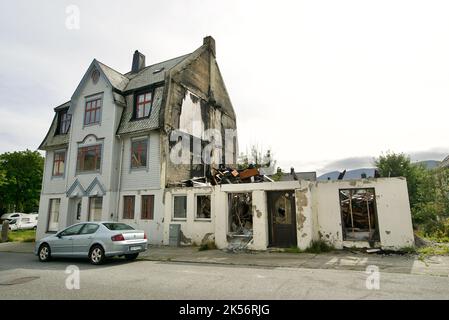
{"left": 0, "top": 212, "right": 24, "bottom": 223}
{"left": 35, "top": 222, "right": 148, "bottom": 265}
{"left": 8, "top": 214, "right": 38, "bottom": 230}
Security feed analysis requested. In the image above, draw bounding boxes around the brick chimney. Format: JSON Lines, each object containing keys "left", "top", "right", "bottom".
{"left": 131, "top": 50, "right": 145, "bottom": 73}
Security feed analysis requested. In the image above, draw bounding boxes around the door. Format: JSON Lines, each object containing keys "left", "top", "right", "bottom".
{"left": 68, "top": 198, "right": 82, "bottom": 226}
{"left": 72, "top": 223, "right": 99, "bottom": 257}
{"left": 267, "top": 190, "right": 297, "bottom": 248}
{"left": 51, "top": 224, "right": 84, "bottom": 256}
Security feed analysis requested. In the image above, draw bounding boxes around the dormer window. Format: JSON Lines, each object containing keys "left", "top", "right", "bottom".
{"left": 135, "top": 92, "right": 152, "bottom": 119}
{"left": 57, "top": 109, "right": 71, "bottom": 135}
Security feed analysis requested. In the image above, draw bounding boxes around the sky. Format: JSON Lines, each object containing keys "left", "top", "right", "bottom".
{"left": 1, "top": 0, "right": 448, "bottom": 175}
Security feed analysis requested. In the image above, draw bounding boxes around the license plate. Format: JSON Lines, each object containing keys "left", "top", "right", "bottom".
{"left": 130, "top": 246, "right": 141, "bottom": 251}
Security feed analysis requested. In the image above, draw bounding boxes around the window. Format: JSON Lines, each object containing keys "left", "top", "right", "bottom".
{"left": 123, "top": 196, "right": 135, "bottom": 219}
{"left": 131, "top": 139, "right": 148, "bottom": 169}
{"left": 339, "top": 188, "right": 379, "bottom": 241}
{"left": 77, "top": 144, "right": 102, "bottom": 172}
{"left": 173, "top": 195, "right": 187, "bottom": 220}
{"left": 80, "top": 223, "right": 99, "bottom": 235}
{"left": 84, "top": 97, "right": 102, "bottom": 125}
{"left": 52, "top": 151, "right": 65, "bottom": 176}
{"left": 141, "top": 195, "right": 154, "bottom": 220}
{"left": 89, "top": 196, "right": 103, "bottom": 221}
{"left": 135, "top": 92, "right": 152, "bottom": 119}
{"left": 48, "top": 199, "right": 60, "bottom": 232}
{"left": 103, "top": 223, "right": 134, "bottom": 231}
{"left": 58, "top": 110, "right": 71, "bottom": 134}
{"left": 196, "top": 195, "right": 211, "bottom": 219}
{"left": 60, "top": 224, "right": 84, "bottom": 237}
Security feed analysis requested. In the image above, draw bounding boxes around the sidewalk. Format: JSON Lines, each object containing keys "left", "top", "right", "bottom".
{"left": 2, "top": 241, "right": 448, "bottom": 277}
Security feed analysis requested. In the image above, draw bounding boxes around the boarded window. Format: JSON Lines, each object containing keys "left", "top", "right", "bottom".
{"left": 173, "top": 195, "right": 187, "bottom": 219}
{"left": 89, "top": 196, "right": 103, "bottom": 221}
{"left": 196, "top": 195, "right": 211, "bottom": 219}
{"left": 47, "top": 199, "right": 60, "bottom": 232}
{"left": 77, "top": 144, "right": 102, "bottom": 172}
{"left": 52, "top": 151, "right": 65, "bottom": 176}
{"left": 339, "top": 188, "right": 379, "bottom": 241}
{"left": 141, "top": 195, "right": 154, "bottom": 220}
{"left": 123, "top": 196, "right": 135, "bottom": 219}
{"left": 131, "top": 139, "right": 148, "bottom": 168}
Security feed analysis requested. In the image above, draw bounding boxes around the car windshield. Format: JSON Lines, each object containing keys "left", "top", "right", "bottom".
{"left": 103, "top": 223, "right": 134, "bottom": 231}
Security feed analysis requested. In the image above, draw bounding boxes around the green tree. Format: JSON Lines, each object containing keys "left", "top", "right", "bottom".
{"left": 374, "top": 152, "right": 424, "bottom": 208}
{"left": 0, "top": 150, "right": 44, "bottom": 213}
{"left": 237, "top": 144, "right": 276, "bottom": 173}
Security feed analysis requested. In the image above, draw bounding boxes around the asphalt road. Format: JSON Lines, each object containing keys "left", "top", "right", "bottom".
{"left": 1, "top": 252, "right": 449, "bottom": 299}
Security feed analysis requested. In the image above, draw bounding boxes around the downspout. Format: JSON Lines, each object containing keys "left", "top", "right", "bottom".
{"left": 115, "top": 134, "right": 124, "bottom": 222}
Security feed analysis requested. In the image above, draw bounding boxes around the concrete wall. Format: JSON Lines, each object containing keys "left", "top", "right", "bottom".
{"left": 313, "top": 178, "right": 415, "bottom": 250}
{"left": 162, "top": 178, "right": 414, "bottom": 251}
{"left": 163, "top": 187, "right": 215, "bottom": 246}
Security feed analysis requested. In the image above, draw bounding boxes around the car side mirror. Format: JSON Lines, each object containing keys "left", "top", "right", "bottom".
{"left": 56, "top": 233, "right": 62, "bottom": 238}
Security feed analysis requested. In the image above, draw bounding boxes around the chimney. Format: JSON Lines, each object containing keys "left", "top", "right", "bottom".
{"left": 131, "top": 50, "right": 145, "bottom": 73}
{"left": 203, "top": 36, "right": 216, "bottom": 57}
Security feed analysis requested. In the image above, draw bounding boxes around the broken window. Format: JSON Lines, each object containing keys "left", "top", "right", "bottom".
{"left": 57, "top": 109, "right": 71, "bottom": 134}
{"left": 339, "top": 188, "right": 379, "bottom": 241}
{"left": 196, "top": 195, "right": 211, "bottom": 220}
{"left": 173, "top": 195, "right": 187, "bottom": 220}
{"left": 228, "top": 193, "right": 253, "bottom": 235}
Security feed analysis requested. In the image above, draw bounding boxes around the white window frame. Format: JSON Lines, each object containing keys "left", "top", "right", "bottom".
{"left": 172, "top": 195, "right": 187, "bottom": 221}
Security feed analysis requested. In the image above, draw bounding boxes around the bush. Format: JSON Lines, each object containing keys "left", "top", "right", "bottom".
{"left": 305, "top": 240, "right": 334, "bottom": 253}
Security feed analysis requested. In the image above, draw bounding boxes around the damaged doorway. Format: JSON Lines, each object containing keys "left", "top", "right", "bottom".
{"left": 267, "top": 190, "right": 297, "bottom": 248}
{"left": 227, "top": 193, "right": 253, "bottom": 251}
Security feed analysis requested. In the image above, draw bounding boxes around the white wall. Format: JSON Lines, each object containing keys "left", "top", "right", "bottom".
{"left": 163, "top": 187, "right": 215, "bottom": 246}
{"left": 314, "top": 178, "right": 415, "bottom": 250}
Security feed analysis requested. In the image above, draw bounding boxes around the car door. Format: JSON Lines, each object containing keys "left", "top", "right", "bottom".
{"left": 51, "top": 224, "right": 85, "bottom": 256}
{"left": 72, "top": 223, "right": 100, "bottom": 257}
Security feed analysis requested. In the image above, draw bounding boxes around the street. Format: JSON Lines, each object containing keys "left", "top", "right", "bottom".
{"left": 1, "top": 252, "right": 449, "bottom": 299}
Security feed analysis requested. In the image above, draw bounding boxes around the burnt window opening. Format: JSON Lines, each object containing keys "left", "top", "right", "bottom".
{"left": 228, "top": 193, "right": 253, "bottom": 236}
{"left": 339, "top": 188, "right": 379, "bottom": 241}
{"left": 196, "top": 195, "right": 211, "bottom": 220}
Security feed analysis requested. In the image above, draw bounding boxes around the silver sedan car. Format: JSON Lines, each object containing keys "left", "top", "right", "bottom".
{"left": 35, "top": 222, "right": 148, "bottom": 265}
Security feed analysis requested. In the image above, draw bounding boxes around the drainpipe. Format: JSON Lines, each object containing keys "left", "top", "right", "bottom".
{"left": 115, "top": 135, "right": 124, "bottom": 222}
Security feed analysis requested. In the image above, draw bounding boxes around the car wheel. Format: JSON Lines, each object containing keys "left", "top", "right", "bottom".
{"left": 33, "top": 226, "right": 37, "bottom": 230}
{"left": 89, "top": 245, "right": 105, "bottom": 265}
{"left": 38, "top": 244, "right": 51, "bottom": 262}
{"left": 124, "top": 253, "right": 139, "bottom": 261}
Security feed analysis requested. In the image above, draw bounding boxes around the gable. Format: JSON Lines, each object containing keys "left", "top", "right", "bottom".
{"left": 66, "top": 179, "right": 86, "bottom": 198}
